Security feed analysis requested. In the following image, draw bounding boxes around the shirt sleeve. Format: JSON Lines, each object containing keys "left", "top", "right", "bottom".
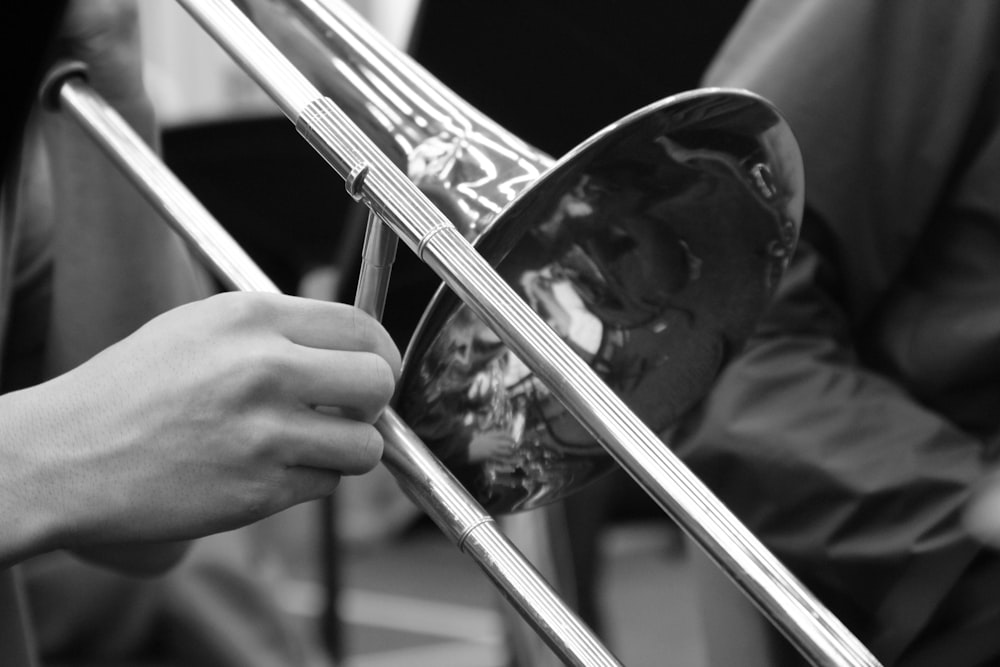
{"left": 674, "top": 1, "right": 1000, "bottom": 660}
{"left": 675, "top": 215, "right": 988, "bottom": 658}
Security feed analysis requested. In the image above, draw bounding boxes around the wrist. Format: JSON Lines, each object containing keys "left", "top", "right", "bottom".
{"left": 0, "top": 386, "right": 73, "bottom": 567}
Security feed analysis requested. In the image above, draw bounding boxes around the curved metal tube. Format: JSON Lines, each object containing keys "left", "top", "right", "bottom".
{"left": 238, "top": 0, "right": 800, "bottom": 516}
{"left": 42, "top": 67, "right": 622, "bottom": 667}
{"left": 238, "top": 0, "right": 552, "bottom": 241}
{"left": 170, "top": 2, "right": 881, "bottom": 666}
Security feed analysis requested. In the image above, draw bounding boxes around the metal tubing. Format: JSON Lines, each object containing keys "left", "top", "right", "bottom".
{"left": 45, "top": 67, "right": 621, "bottom": 667}
{"left": 172, "top": 2, "right": 881, "bottom": 665}
{"left": 354, "top": 210, "right": 398, "bottom": 321}
{"left": 44, "top": 72, "right": 275, "bottom": 294}
{"left": 377, "top": 410, "right": 622, "bottom": 666}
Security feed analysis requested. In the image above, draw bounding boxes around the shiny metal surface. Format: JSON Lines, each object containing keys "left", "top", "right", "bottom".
{"left": 237, "top": 0, "right": 801, "bottom": 514}
{"left": 45, "top": 65, "right": 622, "bottom": 667}
{"left": 173, "top": 2, "right": 882, "bottom": 664}
{"left": 400, "top": 90, "right": 801, "bottom": 513}
{"left": 238, "top": 0, "right": 552, "bottom": 241}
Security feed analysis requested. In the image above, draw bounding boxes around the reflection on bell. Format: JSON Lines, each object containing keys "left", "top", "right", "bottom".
{"left": 398, "top": 89, "right": 802, "bottom": 514}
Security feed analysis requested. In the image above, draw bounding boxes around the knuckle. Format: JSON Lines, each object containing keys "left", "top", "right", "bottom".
{"left": 241, "top": 414, "right": 284, "bottom": 460}
{"left": 211, "top": 292, "right": 278, "bottom": 330}
{"left": 232, "top": 346, "right": 295, "bottom": 400}
{"left": 226, "top": 359, "right": 270, "bottom": 402}
{"left": 255, "top": 347, "right": 295, "bottom": 384}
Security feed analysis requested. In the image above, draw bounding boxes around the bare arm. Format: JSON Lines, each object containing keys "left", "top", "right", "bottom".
{"left": 0, "top": 0, "right": 402, "bottom": 575}
{"left": 36, "top": 0, "right": 208, "bottom": 574}
{"left": 0, "top": 293, "right": 400, "bottom": 571}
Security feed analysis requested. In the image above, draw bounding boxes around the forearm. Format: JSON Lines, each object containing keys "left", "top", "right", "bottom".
{"left": 0, "top": 381, "right": 79, "bottom": 569}
{"left": 0, "top": 369, "right": 188, "bottom": 575}
{"left": 31, "top": 11, "right": 208, "bottom": 572}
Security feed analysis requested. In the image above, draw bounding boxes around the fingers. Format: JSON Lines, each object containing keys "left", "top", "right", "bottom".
{"left": 287, "top": 346, "right": 397, "bottom": 422}
{"left": 283, "top": 410, "right": 385, "bottom": 475}
{"left": 199, "top": 292, "right": 402, "bottom": 417}
{"left": 260, "top": 295, "right": 402, "bottom": 380}
{"left": 247, "top": 414, "right": 379, "bottom": 521}
{"left": 282, "top": 467, "right": 343, "bottom": 506}
{"left": 193, "top": 294, "right": 399, "bottom": 471}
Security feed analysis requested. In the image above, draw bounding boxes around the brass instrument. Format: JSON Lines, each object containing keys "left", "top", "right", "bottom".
{"left": 40, "top": 1, "right": 881, "bottom": 665}
{"left": 237, "top": 0, "right": 801, "bottom": 513}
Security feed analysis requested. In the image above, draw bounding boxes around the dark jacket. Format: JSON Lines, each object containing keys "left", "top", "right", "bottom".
{"left": 679, "top": 1, "right": 1000, "bottom": 665}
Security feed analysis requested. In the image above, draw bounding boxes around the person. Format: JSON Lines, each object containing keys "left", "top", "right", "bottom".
{"left": 0, "top": 1, "right": 400, "bottom": 664}
{"left": 670, "top": 1, "right": 1000, "bottom": 665}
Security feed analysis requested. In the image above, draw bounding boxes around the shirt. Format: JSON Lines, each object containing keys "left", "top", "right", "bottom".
{"left": 679, "top": 1, "right": 1000, "bottom": 664}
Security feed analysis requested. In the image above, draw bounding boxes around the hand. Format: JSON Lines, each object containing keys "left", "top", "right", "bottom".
{"left": 1, "top": 293, "right": 400, "bottom": 562}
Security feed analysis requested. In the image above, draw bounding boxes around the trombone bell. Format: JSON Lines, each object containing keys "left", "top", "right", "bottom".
{"left": 234, "top": 0, "right": 802, "bottom": 514}
{"left": 398, "top": 90, "right": 802, "bottom": 513}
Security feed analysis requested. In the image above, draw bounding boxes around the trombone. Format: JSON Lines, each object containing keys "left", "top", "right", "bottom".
{"left": 40, "top": 1, "right": 880, "bottom": 665}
